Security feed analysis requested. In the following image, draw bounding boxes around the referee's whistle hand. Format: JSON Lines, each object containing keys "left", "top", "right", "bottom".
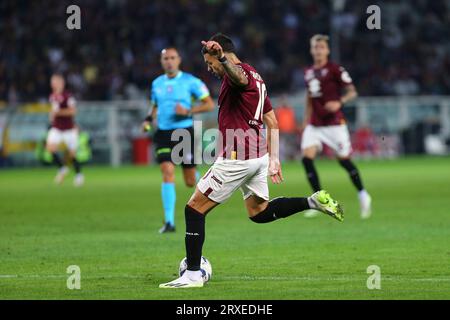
{"left": 141, "top": 121, "right": 151, "bottom": 132}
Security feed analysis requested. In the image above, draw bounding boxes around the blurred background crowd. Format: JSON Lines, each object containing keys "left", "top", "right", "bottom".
{"left": 1, "top": 0, "right": 449, "bottom": 104}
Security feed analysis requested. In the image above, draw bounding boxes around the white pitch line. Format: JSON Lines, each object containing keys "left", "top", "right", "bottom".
{"left": 222, "top": 275, "right": 450, "bottom": 282}
{"left": 1, "top": 274, "right": 450, "bottom": 283}
{"left": 0, "top": 274, "right": 144, "bottom": 280}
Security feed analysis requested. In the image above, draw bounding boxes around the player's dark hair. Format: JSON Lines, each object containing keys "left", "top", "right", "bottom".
{"left": 51, "top": 73, "right": 65, "bottom": 79}
{"left": 201, "top": 33, "right": 236, "bottom": 54}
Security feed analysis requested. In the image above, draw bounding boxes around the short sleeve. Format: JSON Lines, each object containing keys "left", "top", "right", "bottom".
{"left": 67, "top": 96, "right": 76, "bottom": 108}
{"left": 336, "top": 65, "right": 353, "bottom": 87}
{"left": 263, "top": 94, "right": 273, "bottom": 114}
{"left": 190, "top": 77, "right": 210, "bottom": 100}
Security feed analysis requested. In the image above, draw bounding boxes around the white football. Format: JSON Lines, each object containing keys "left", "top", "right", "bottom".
{"left": 179, "top": 256, "right": 212, "bottom": 283}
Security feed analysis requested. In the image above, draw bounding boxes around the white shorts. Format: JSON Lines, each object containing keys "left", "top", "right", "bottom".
{"left": 301, "top": 124, "right": 352, "bottom": 157}
{"left": 197, "top": 154, "right": 269, "bottom": 204}
{"left": 47, "top": 128, "right": 78, "bottom": 152}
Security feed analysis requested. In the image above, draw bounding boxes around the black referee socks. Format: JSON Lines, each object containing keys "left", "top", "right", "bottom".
{"left": 185, "top": 205, "right": 205, "bottom": 271}
{"left": 250, "top": 197, "right": 310, "bottom": 224}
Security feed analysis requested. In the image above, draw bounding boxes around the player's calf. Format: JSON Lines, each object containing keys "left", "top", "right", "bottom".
{"left": 301, "top": 157, "right": 321, "bottom": 192}
{"left": 249, "top": 191, "right": 344, "bottom": 223}
{"left": 249, "top": 197, "right": 311, "bottom": 223}
{"left": 338, "top": 158, "right": 364, "bottom": 191}
{"left": 184, "top": 205, "right": 206, "bottom": 275}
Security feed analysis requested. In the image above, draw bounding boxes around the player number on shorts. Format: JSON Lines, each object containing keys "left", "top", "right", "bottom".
{"left": 308, "top": 78, "right": 322, "bottom": 97}
{"left": 254, "top": 81, "right": 267, "bottom": 121}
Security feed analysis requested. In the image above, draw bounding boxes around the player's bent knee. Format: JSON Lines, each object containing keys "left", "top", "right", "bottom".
{"left": 302, "top": 147, "right": 317, "bottom": 159}
{"left": 245, "top": 197, "right": 268, "bottom": 219}
{"left": 187, "top": 189, "right": 218, "bottom": 215}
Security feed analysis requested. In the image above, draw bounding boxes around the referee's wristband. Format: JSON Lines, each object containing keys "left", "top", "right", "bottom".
{"left": 145, "top": 115, "right": 153, "bottom": 122}
{"left": 218, "top": 55, "right": 227, "bottom": 63}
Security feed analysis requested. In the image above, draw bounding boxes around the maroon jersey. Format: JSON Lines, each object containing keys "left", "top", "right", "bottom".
{"left": 304, "top": 61, "right": 353, "bottom": 126}
{"left": 50, "top": 91, "right": 76, "bottom": 130}
{"left": 217, "top": 63, "right": 273, "bottom": 160}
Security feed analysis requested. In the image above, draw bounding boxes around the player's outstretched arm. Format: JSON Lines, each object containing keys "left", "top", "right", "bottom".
{"left": 201, "top": 40, "right": 248, "bottom": 87}
{"left": 263, "top": 110, "right": 283, "bottom": 184}
{"left": 192, "top": 96, "right": 214, "bottom": 113}
{"left": 340, "top": 84, "right": 358, "bottom": 104}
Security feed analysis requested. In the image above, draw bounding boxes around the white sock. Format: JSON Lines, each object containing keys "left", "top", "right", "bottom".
{"left": 307, "top": 197, "right": 316, "bottom": 209}
{"left": 358, "top": 189, "right": 369, "bottom": 199}
{"left": 185, "top": 270, "right": 202, "bottom": 281}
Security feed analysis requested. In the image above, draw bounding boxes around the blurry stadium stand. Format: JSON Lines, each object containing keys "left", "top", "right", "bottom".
{"left": 0, "top": 95, "right": 449, "bottom": 167}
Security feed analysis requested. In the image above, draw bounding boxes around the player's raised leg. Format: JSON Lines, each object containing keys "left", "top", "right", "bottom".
{"left": 243, "top": 155, "right": 343, "bottom": 223}
{"left": 246, "top": 191, "right": 343, "bottom": 223}
{"left": 159, "top": 161, "right": 176, "bottom": 233}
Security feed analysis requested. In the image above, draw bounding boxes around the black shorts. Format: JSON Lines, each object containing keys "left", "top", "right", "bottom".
{"left": 153, "top": 127, "right": 196, "bottom": 168}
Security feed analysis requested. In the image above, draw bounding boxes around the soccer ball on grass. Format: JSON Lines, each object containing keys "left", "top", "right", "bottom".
{"left": 179, "top": 256, "right": 212, "bottom": 283}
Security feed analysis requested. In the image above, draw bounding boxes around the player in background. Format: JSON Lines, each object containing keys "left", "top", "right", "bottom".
{"left": 159, "top": 34, "right": 344, "bottom": 288}
{"left": 142, "top": 47, "right": 214, "bottom": 234}
{"left": 46, "top": 74, "right": 84, "bottom": 187}
{"left": 301, "top": 34, "right": 372, "bottom": 219}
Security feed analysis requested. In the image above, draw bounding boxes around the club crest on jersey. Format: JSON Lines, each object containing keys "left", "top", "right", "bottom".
{"left": 167, "top": 85, "right": 173, "bottom": 93}
{"left": 321, "top": 69, "right": 328, "bottom": 77}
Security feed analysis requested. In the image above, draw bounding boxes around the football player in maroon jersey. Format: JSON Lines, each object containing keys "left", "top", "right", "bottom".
{"left": 301, "top": 34, "right": 371, "bottom": 218}
{"left": 46, "top": 74, "right": 84, "bottom": 186}
{"left": 159, "top": 34, "right": 344, "bottom": 288}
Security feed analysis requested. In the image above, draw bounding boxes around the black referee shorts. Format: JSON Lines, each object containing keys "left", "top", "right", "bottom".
{"left": 153, "top": 126, "right": 196, "bottom": 168}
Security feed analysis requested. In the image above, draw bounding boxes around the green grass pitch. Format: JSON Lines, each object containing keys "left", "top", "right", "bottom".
{"left": 1, "top": 157, "right": 449, "bottom": 300}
